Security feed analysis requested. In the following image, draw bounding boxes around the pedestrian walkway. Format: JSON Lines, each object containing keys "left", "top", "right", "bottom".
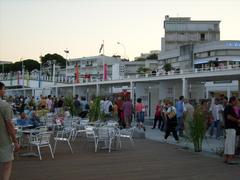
{"left": 12, "top": 135, "right": 240, "bottom": 180}
{"left": 144, "top": 125, "right": 225, "bottom": 155}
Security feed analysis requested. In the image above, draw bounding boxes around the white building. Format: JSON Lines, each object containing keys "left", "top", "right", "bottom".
{"left": 68, "top": 55, "right": 122, "bottom": 82}
{"left": 122, "top": 60, "right": 159, "bottom": 77}
{"left": 159, "top": 40, "right": 240, "bottom": 71}
{"left": 162, "top": 15, "right": 220, "bottom": 52}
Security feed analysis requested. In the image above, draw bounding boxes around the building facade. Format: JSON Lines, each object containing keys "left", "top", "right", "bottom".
{"left": 159, "top": 40, "right": 240, "bottom": 70}
{"left": 162, "top": 15, "right": 220, "bottom": 52}
{"left": 68, "top": 55, "right": 122, "bottom": 82}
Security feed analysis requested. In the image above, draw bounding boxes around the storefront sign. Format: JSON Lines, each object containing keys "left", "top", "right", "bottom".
{"left": 225, "top": 42, "right": 240, "bottom": 47}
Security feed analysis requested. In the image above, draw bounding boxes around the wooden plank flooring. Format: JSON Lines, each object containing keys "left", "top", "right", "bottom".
{"left": 11, "top": 138, "right": 240, "bottom": 180}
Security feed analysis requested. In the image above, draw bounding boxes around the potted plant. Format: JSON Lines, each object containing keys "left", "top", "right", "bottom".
{"left": 88, "top": 96, "right": 101, "bottom": 122}
{"left": 163, "top": 63, "right": 172, "bottom": 72}
{"left": 64, "top": 96, "right": 76, "bottom": 117}
{"left": 185, "top": 107, "right": 206, "bottom": 152}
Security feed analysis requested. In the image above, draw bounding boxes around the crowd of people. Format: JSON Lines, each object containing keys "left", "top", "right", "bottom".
{"left": 151, "top": 93, "right": 240, "bottom": 164}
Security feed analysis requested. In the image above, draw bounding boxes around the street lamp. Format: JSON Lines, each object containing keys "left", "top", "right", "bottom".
{"left": 148, "top": 86, "right": 152, "bottom": 117}
{"left": 64, "top": 49, "right": 69, "bottom": 79}
{"left": 117, "top": 42, "right": 127, "bottom": 59}
{"left": 20, "top": 58, "right": 24, "bottom": 88}
{"left": 52, "top": 60, "right": 56, "bottom": 85}
{"left": 1, "top": 62, "right": 4, "bottom": 80}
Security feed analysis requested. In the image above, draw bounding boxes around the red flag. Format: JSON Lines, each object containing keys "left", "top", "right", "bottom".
{"left": 104, "top": 64, "right": 107, "bottom": 81}
{"left": 75, "top": 64, "right": 79, "bottom": 83}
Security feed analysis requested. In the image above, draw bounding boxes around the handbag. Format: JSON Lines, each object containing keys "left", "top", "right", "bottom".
{"left": 167, "top": 107, "right": 176, "bottom": 119}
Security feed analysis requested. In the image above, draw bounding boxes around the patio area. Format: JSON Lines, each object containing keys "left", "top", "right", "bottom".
{"left": 12, "top": 138, "right": 240, "bottom": 180}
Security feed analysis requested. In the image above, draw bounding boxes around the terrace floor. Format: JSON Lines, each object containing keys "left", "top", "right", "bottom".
{"left": 12, "top": 138, "right": 240, "bottom": 180}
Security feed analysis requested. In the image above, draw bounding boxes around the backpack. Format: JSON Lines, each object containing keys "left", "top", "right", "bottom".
{"left": 74, "top": 100, "right": 80, "bottom": 107}
{"left": 85, "top": 103, "right": 90, "bottom": 110}
{"left": 109, "top": 104, "right": 113, "bottom": 112}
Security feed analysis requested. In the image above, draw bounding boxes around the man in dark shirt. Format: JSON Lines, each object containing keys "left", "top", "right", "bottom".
{"left": 223, "top": 96, "right": 240, "bottom": 164}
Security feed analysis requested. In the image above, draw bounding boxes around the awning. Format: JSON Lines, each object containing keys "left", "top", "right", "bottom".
{"left": 194, "top": 56, "right": 240, "bottom": 64}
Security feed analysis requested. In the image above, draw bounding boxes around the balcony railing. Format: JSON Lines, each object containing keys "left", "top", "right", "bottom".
{"left": 0, "top": 64, "right": 239, "bottom": 84}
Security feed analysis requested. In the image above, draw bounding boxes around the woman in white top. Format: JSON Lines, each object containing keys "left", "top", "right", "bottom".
{"left": 210, "top": 98, "right": 224, "bottom": 138}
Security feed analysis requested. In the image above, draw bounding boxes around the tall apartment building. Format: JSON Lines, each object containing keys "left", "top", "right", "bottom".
{"left": 161, "top": 15, "right": 220, "bottom": 52}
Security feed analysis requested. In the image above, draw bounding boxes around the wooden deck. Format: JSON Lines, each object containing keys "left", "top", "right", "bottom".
{"left": 12, "top": 138, "right": 240, "bottom": 180}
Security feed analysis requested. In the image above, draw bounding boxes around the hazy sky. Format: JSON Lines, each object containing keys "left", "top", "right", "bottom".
{"left": 0, "top": 0, "right": 240, "bottom": 62}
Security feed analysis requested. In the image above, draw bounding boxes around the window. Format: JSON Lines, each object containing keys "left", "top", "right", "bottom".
{"left": 207, "top": 51, "right": 211, "bottom": 57}
{"left": 200, "top": 33, "right": 205, "bottom": 41}
{"left": 226, "top": 50, "right": 240, "bottom": 55}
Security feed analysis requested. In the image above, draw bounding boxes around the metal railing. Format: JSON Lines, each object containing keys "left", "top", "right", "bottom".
{"left": 1, "top": 64, "right": 239, "bottom": 84}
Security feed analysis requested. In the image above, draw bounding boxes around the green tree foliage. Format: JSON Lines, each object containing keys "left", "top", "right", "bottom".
{"left": 146, "top": 53, "right": 158, "bottom": 60}
{"left": 185, "top": 107, "right": 206, "bottom": 152}
{"left": 40, "top": 53, "right": 66, "bottom": 68}
{"left": 137, "top": 67, "right": 151, "bottom": 74}
{"left": 64, "top": 96, "right": 75, "bottom": 117}
{"left": 163, "top": 63, "right": 172, "bottom": 72}
{"left": 135, "top": 57, "right": 145, "bottom": 61}
{"left": 23, "top": 59, "right": 40, "bottom": 72}
{"left": 0, "top": 59, "right": 40, "bottom": 73}
{"left": 88, "top": 97, "right": 101, "bottom": 122}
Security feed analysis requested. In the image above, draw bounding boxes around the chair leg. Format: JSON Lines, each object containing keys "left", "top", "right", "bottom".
{"left": 48, "top": 144, "right": 54, "bottom": 159}
{"left": 95, "top": 139, "right": 98, "bottom": 152}
{"left": 53, "top": 140, "right": 57, "bottom": 154}
{"left": 67, "top": 140, "right": 74, "bottom": 154}
{"left": 72, "top": 132, "right": 77, "bottom": 142}
{"left": 118, "top": 137, "right": 122, "bottom": 149}
{"left": 37, "top": 146, "right": 42, "bottom": 160}
{"left": 130, "top": 138, "right": 134, "bottom": 147}
{"left": 109, "top": 141, "right": 112, "bottom": 153}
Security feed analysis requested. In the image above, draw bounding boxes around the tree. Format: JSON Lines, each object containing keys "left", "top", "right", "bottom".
{"left": 163, "top": 63, "right": 172, "bottom": 72}
{"left": 0, "top": 59, "right": 40, "bottom": 73}
{"left": 22, "top": 59, "right": 40, "bottom": 72}
{"left": 135, "top": 57, "right": 145, "bottom": 61}
{"left": 40, "top": 53, "right": 66, "bottom": 68}
{"left": 137, "top": 67, "right": 151, "bottom": 74}
{"left": 146, "top": 53, "right": 158, "bottom": 60}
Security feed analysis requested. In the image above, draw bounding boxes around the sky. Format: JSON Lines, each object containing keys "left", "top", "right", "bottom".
{"left": 0, "top": 0, "right": 240, "bottom": 62}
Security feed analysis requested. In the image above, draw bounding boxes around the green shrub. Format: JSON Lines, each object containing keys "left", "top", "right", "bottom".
{"left": 88, "top": 97, "right": 101, "bottom": 122}
{"left": 185, "top": 107, "right": 206, "bottom": 152}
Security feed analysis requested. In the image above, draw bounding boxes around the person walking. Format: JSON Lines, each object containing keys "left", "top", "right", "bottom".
{"left": 175, "top": 96, "right": 185, "bottom": 137}
{"left": 135, "top": 98, "right": 146, "bottom": 131}
{"left": 164, "top": 100, "right": 179, "bottom": 142}
{"left": 0, "top": 82, "right": 20, "bottom": 180}
{"left": 152, "top": 100, "right": 163, "bottom": 129}
{"left": 223, "top": 96, "right": 240, "bottom": 165}
{"left": 122, "top": 97, "right": 134, "bottom": 128}
{"left": 210, "top": 98, "right": 224, "bottom": 139}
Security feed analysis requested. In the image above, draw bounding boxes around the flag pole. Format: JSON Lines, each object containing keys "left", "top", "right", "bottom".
{"left": 102, "top": 40, "right": 104, "bottom": 55}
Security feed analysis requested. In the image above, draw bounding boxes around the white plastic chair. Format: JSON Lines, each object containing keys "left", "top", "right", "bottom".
{"left": 29, "top": 132, "right": 54, "bottom": 160}
{"left": 94, "top": 127, "right": 116, "bottom": 153}
{"left": 120, "top": 127, "right": 135, "bottom": 147}
{"left": 53, "top": 128, "right": 74, "bottom": 154}
{"left": 72, "top": 119, "right": 89, "bottom": 141}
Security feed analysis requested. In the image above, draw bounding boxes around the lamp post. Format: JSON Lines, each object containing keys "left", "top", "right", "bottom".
{"left": 86, "top": 88, "right": 89, "bottom": 101}
{"left": 52, "top": 60, "right": 56, "bottom": 85}
{"left": 20, "top": 58, "right": 24, "bottom": 88}
{"left": 1, "top": 63, "right": 4, "bottom": 80}
{"left": 148, "top": 86, "right": 152, "bottom": 117}
{"left": 1, "top": 63, "right": 4, "bottom": 74}
{"left": 117, "top": 42, "right": 127, "bottom": 59}
{"left": 64, "top": 49, "right": 69, "bottom": 79}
